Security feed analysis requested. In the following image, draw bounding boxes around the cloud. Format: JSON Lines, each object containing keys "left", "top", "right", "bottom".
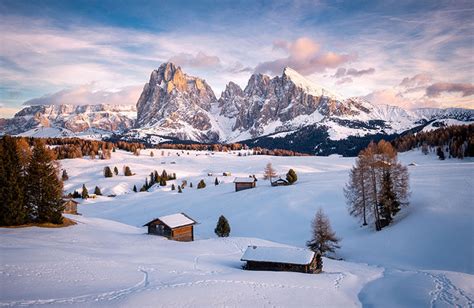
{"left": 169, "top": 51, "right": 221, "bottom": 69}
{"left": 336, "top": 77, "right": 353, "bottom": 85}
{"left": 23, "top": 84, "right": 143, "bottom": 106}
{"left": 333, "top": 67, "right": 375, "bottom": 78}
{"left": 425, "top": 82, "right": 474, "bottom": 97}
{"left": 364, "top": 89, "right": 413, "bottom": 108}
{"left": 399, "top": 73, "right": 433, "bottom": 88}
{"left": 254, "top": 37, "right": 355, "bottom": 75}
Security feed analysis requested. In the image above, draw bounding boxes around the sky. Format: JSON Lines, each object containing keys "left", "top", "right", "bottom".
{"left": 0, "top": 0, "right": 473, "bottom": 117}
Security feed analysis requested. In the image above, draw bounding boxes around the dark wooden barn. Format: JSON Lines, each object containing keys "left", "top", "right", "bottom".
{"left": 62, "top": 199, "right": 79, "bottom": 215}
{"left": 233, "top": 177, "right": 257, "bottom": 192}
{"left": 143, "top": 213, "right": 197, "bottom": 242}
{"left": 241, "top": 246, "right": 322, "bottom": 274}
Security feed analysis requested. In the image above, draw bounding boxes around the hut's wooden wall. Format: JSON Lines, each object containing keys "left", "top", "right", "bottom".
{"left": 235, "top": 182, "right": 255, "bottom": 192}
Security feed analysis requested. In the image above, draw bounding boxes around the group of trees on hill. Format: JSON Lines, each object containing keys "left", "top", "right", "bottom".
{"left": 0, "top": 136, "right": 64, "bottom": 226}
{"left": 139, "top": 169, "right": 176, "bottom": 192}
{"left": 344, "top": 140, "right": 410, "bottom": 231}
{"left": 393, "top": 124, "right": 474, "bottom": 159}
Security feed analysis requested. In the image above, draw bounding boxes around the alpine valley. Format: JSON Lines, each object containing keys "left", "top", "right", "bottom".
{"left": 2, "top": 62, "right": 473, "bottom": 155}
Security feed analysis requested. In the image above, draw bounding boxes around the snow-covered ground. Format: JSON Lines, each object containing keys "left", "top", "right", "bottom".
{"left": 1, "top": 149, "right": 473, "bottom": 307}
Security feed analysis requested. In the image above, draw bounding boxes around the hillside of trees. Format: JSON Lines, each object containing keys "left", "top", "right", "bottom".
{"left": 393, "top": 124, "right": 474, "bottom": 159}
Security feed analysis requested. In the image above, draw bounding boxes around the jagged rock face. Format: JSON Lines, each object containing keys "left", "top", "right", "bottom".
{"left": 135, "top": 62, "right": 219, "bottom": 142}
{"left": 0, "top": 104, "right": 136, "bottom": 135}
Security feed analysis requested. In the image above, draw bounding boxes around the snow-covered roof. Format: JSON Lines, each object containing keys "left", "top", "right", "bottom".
{"left": 241, "top": 246, "right": 315, "bottom": 265}
{"left": 144, "top": 213, "right": 196, "bottom": 228}
{"left": 233, "top": 177, "right": 256, "bottom": 183}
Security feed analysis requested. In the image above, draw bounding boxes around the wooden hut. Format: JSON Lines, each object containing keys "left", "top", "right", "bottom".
{"left": 143, "top": 213, "right": 197, "bottom": 242}
{"left": 234, "top": 177, "right": 257, "bottom": 192}
{"left": 62, "top": 199, "right": 79, "bottom": 215}
{"left": 241, "top": 246, "right": 322, "bottom": 274}
{"left": 271, "top": 178, "right": 289, "bottom": 186}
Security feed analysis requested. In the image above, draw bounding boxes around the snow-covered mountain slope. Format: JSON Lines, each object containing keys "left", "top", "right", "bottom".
{"left": 0, "top": 104, "right": 136, "bottom": 138}
{"left": 1, "top": 149, "right": 472, "bottom": 306}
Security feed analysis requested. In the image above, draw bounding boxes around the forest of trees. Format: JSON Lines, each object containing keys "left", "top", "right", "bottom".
{"left": 393, "top": 124, "right": 474, "bottom": 159}
{"left": 0, "top": 136, "right": 64, "bottom": 226}
{"left": 344, "top": 140, "right": 410, "bottom": 231}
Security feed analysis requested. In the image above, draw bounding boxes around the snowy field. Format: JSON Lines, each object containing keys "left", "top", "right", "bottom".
{"left": 1, "top": 149, "right": 473, "bottom": 307}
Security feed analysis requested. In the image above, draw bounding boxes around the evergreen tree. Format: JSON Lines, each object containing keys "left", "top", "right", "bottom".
{"left": 62, "top": 169, "right": 69, "bottom": 181}
{"left": 25, "top": 140, "right": 64, "bottom": 224}
{"left": 149, "top": 172, "right": 155, "bottom": 186}
{"left": 178, "top": 186, "right": 182, "bottom": 193}
{"left": 286, "top": 169, "right": 298, "bottom": 184}
{"left": 378, "top": 170, "right": 400, "bottom": 223}
{"left": 140, "top": 184, "right": 147, "bottom": 192}
{"left": 104, "top": 166, "right": 113, "bottom": 178}
{"left": 215, "top": 177, "right": 219, "bottom": 185}
{"left": 124, "top": 166, "right": 132, "bottom": 176}
{"left": 161, "top": 170, "right": 168, "bottom": 180}
{"left": 94, "top": 186, "right": 102, "bottom": 196}
{"left": 197, "top": 179, "right": 206, "bottom": 189}
{"left": 160, "top": 177, "right": 167, "bottom": 186}
{"left": 72, "top": 190, "right": 81, "bottom": 198}
{"left": 190, "top": 182, "right": 193, "bottom": 188}
{"left": 150, "top": 151, "right": 154, "bottom": 157}
{"left": 114, "top": 166, "right": 119, "bottom": 175}
{"left": 145, "top": 177, "right": 149, "bottom": 189}
{"left": 437, "top": 146, "right": 445, "bottom": 160}
{"left": 306, "top": 208, "right": 340, "bottom": 256}
{"left": 0, "top": 136, "right": 27, "bottom": 226}
{"left": 154, "top": 170, "right": 159, "bottom": 183}
{"left": 133, "top": 185, "right": 137, "bottom": 193}
{"left": 171, "top": 184, "right": 176, "bottom": 190}
{"left": 81, "top": 184, "right": 89, "bottom": 199}
{"left": 214, "top": 215, "right": 231, "bottom": 237}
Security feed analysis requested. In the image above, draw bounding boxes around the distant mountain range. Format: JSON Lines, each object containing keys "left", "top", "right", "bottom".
{"left": 1, "top": 62, "right": 473, "bottom": 155}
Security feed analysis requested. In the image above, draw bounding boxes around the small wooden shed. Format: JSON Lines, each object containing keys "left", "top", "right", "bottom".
{"left": 143, "top": 213, "right": 197, "bottom": 242}
{"left": 234, "top": 177, "right": 257, "bottom": 192}
{"left": 62, "top": 199, "right": 79, "bottom": 215}
{"left": 241, "top": 246, "right": 322, "bottom": 274}
{"left": 271, "top": 178, "right": 289, "bottom": 186}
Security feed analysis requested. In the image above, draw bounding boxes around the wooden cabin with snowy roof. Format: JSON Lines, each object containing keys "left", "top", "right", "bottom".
{"left": 143, "top": 213, "right": 197, "bottom": 242}
{"left": 62, "top": 199, "right": 79, "bottom": 215}
{"left": 233, "top": 177, "right": 257, "bottom": 192}
{"left": 241, "top": 246, "right": 322, "bottom": 274}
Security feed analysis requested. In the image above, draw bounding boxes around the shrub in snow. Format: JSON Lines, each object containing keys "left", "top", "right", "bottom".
{"left": 286, "top": 169, "right": 297, "bottom": 184}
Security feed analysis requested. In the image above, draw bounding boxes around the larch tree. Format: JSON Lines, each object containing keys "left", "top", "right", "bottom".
{"left": 25, "top": 140, "right": 64, "bottom": 224}
{"left": 306, "top": 208, "right": 340, "bottom": 256}
{"left": 263, "top": 162, "right": 277, "bottom": 183}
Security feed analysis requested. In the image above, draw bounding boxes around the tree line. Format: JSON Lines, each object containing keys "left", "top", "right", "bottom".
{"left": 393, "top": 124, "right": 474, "bottom": 159}
{"left": 0, "top": 136, "right": 64, "bottom": 226}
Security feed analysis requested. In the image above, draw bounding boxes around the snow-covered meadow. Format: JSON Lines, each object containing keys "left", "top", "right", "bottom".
{"left": 1, "top": 148, "right": 473, "bottom": 307}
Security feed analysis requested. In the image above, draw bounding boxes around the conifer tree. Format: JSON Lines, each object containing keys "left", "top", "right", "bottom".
{"left": 114, "top": 166, "right": 119, "bottom": 175}
{"left": 0, "top": 136, "right": 27, "bottom": 226}
{"left": 94, "top": 186, "right": 102, "bottom": 196}
{"left": 215, "top": 177, "right": 219, "bottom": 185}
{"left": 378, "top": 170, "right": 400, "bottom": 223}
{"left": 133, "top": 185, "right": 137, "bottom": 192}
{"left": 150, "top": 151, "right": 154, "bottom": 157}
{"left": 286, "top": 169, "right": 298, "bottom": 184}
{"left": 154, "top": 170, "right": 159, "bottom": 183}
{"left": 140, "top": 184, "right": 147, "bottom": 192}
{"left": 437, "top": 146, "right": 445, "bottom": 160}
{"left": 160, "top": 177, "right": 167, "bottom": 186}
{"left": 171, "top": 184, "right": 176, "bottom": 190}
{"left": 306, "top": 208, "right": 340, "bottom": 256}
{"left": 161, "top": 170, "right": 168, "bottom": 180}
{"left": 214, "top": 215, "right": 231, "bottom": 237}
{"left": 26, "top": 140, "right": 64, "bottom": 224}
{"left": 72, "top": 190, "right": 81, "bottom": 198}
{"left": 81, "top": 184, "right": 89, "bottom": 199}
{"left": 190, "top": 182, "right": 193, "bottom": 188}
{"left": 263, "top": 163, "right": 277, "bottom": 183}
{"left": 178, "top": 186, "right": 182, "bottom": 193}
{"left": 62, "top": 169, "right": 69, "bottom": 181}
{"left": 197, "top": 179, "right": 206, "bottom": 189}
{"left": 104, "top": 166, "right": 113, "bottom": 178}
{"left": 124, "top": 166, "right": 132, "bottom": 176}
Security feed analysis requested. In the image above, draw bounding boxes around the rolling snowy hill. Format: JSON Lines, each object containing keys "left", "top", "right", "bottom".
{"left": 1, "top": 148, "right": 473, "bottom": 307}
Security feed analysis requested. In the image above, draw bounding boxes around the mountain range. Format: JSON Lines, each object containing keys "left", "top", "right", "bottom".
{"left": 1, "top": 62, "right": 473, "bottom": 155}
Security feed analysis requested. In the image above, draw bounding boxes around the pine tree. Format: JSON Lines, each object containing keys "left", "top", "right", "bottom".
{"left": 94, "top": 186, "right": 102, "bottom": 196}
{"left": 171, "top": 184, "right": 176, "bottom": 190}
{"left": 133, "top": 185, "right": 137, "bottom": 192}
{"left": 0, "top": 136, "right": 27, "bottom": 226}
{"left": 104, "top": 166, "right": 113, "bottom": 178}
{"left": 286, "top": 169, "right": 298, "bottom": 184}
{"left": 81, "top": 184, "right": 89, "bottom": 199}
{"left": 190, "top": 182, "right": 193, "bottom": 188}
{"left": 62, "top": 169, "right": 69, "bottom": 181}
{"left": 306, "top": 208, "right": 340, "bottom": 256}
{"left": 215, "top": 177, "right": 219, "bottom": 185}
{"left": 178, "top": 186, "right": 182, "bottom": 193}
{"left": 378, "top": 170, "right": 400, "bottom": 223}
{"left": 124, "top": 166, "right": 132, "bottom": 176}
{"left": 197, "top": 179, "right": 206, "bottom": 189}
{"left": 25, "top": 140, "right": 64, "bottom": 224}
{"left": 161, "top": 170, "right": 168, "bottom": 180}
{"left": 140, "top": 184, "right": 147, "bottom": 192}
{"left": 437, "top": 146, "right": 445, "bottom": 160}
{"left": 150, "top": 151, "right": 154, "bottom": 157}
{"left": 114, "top": 166, "right": 119, "bottom": 175}
{"left": 145, "top": 178, "right": 149, "bottom": 189}
{"left": 214, "top": 215, "right": 231, "bottom": 237}
{"left": 263, "top": 162, "right": 277, "bottom": 183}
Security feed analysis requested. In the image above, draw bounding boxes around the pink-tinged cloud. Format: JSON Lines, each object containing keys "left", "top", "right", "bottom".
{"left": 425, "top": 82, "right": 474, "bottom": 97}
{"left": 364, "top": 89, "right": 412, "bottom": 108}
{"left": 169, "top": 51, "right": 221, "bottom": 68}
{"left": 333, "top": 67, "right": 375, "bottom": 78}
{"left": 23, "top": 84, "right": 143, "bottom": 106}
{"left": 255, "top": 37, "right": 355, "bottom": 75}
{"left": 336, "top": 77, "right": 353, "bottom": 85}
{"left": 399, "top": 73, "right": 433, "bottom": 88}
